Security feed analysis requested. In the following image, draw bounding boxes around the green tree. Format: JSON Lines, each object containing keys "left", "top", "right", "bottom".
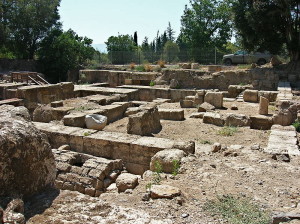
{"left": 179, "top": 0, "right": 233, "bottom": 62}
{"left": 163, "top": 41, "right": 180, "bottom": 63}
{"left": 2, "top": 0, "right": 60, "bottom": 59}
{"left": 105, "top": 34, "right": 137, "bottom": 64}
{"left": 166, "top": 22, "right": 175, "bottom": 42}
{"left": 233, "top": 0, "right": 300, "bottom": 63}
{"left": 39, "top": 29, "right": 95, "bottom": 83}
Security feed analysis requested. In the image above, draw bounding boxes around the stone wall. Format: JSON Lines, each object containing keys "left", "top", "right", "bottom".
{"left": 34, "top": 122, "right": 195, "bottom": 175}
{"left": 16, "top": 82, "right": 74, "bottom": 111}
{"left": 160, "top": 68, "right": 279, "bottom": 91}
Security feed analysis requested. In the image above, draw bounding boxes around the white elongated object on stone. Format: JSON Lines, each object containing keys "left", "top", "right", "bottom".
{"left": 85, "top": 114, "right": 107, "bottom": 130}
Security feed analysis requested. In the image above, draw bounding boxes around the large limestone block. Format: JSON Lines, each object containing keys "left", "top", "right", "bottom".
{"left": 225, "top": 113, "right": 251, "bottom": 127}
{"left": 127, "top": 106, "right": 162, "bottom": 136}
{"left": 63, "top": 113, "right": 86, "bottom": 128}
{"left": 115, "top": 173, "right": 138, "bottom": 192}
{"left": 259, "top": 96, "right": 269, "bottom": 115}
{"left": 203, "top": 112, "right": 225, "bottom": 126}
{"left": 250, "top": 115, "right": 273, "bottom": 130}
{"left": 228, "top": 85, "right": 247, "bottom": 98}
{"left": 180, "top": 100, "right": 194, "bottom": 108}
{"left": 204, "top": 92, "right": 223, "bottom": 108}
{"left": 243, "top": 90, "right": 258, "bottom": 102}
{"left": 198, "top": 102, "right": 215, "bottom": 112}
{"left": 150, "top": 149, "right": 186, "bottom": 173}
{"left": 0, "top": 110, "right": 56, "bottom": 198}
{"left": 158, "top": 109, "right": 184, "bottom": 121}
{"left": 273, "top": 111, "right": 294, "bottom": 126}
{"left": 85, "top": 114, "right": 107, "bottom": 130}
{"left": 0, "top": 105, "right": 30, "bottom": 121}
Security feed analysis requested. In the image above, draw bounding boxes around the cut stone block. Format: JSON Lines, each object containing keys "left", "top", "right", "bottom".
{"left": 198, "top": 102, "right": 215, "bottom": 112}
{"left": 243, "top": 90, "right": 258, "bottom": 102}
{"left": 259, "top": 96, "right": 269, "bottom": 115}
{"left": 127, "top": 106, "right": 162, "bottom": 136}
{"left": 150, "top": 185, "right": 181, "bottom": 199}
{"left": 225, "top": 113, "right": 250, "bottom": 127}
{"left": 203, "top": 112, "right": 225, "bottom": 126}
{"left": 204, "top": 92, "right": 223, "bottom": 108}
{"left": 180, "top": 100, "right": 194, "bottom": 108}
{"left": 250, "top": 115, "right": 273, "bottom": 130}
{"left": 63, "top": 113, "right": 86, "bottom": 128}
{"left": 115, "top": 173, "right": 138, "bottom": 192}
{"left": 158, "top": 109, "right": 184, "bottom": 121}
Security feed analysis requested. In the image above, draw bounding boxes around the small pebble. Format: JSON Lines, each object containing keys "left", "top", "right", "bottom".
{"left": 181, "top": 213, "right": 189, "bottom": 218}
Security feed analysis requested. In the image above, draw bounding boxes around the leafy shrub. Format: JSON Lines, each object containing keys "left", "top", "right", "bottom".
{"left": 203, "top": 195, "right": 271, "bottom": 224}
{"left": 150, "top": 80, "right": 155, "bottom": 86}
{"left": 135, "top": 65, "right": 145, "bottom": 72}
{"left": 153, "top": 161, "right": 162, "bottom": 184}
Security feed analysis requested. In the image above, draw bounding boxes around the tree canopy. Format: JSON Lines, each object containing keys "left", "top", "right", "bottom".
{"left": 233, "top": 0, "right": 300, "bottom": 61}
{"left": 178, "top": 0, "right": 233, "bottom": 61}
{"left": 39, "top": 29, "right": 95, "bottom": 83}
{"left": 0, "top": 0, "right": 61, "bottom": 59}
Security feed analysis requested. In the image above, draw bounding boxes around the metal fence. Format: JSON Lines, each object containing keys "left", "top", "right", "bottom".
{"left": 99, "top": 47, "right": 224, "bottom": 65}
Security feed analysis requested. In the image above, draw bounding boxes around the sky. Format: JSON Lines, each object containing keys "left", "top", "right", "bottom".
{"left": 59, "top": 0, "right": 190, "bottom": 48}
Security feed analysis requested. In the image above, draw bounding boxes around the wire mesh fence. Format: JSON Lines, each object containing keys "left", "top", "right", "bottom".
{"left": 97, "top": 47, "right": 225, "bottom": 65}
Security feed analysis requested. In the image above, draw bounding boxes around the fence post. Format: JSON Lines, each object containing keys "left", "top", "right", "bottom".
{"left": 215, "top": 47, "right": 217, "bottom": 65}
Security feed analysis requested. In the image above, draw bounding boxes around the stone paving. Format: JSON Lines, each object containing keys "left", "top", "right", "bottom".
{"left": 265, "top": 125, "right": 300, "bottom": 156}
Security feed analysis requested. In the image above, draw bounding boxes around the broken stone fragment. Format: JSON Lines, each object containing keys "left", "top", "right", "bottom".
{"left": 150, "top": 149, "right": 186, "bottom": 173}
{"left": 85, "top": 114, "right": 107, "bottom": 130}
{"left": 211, "top": 143, "right": 222, "bottom": 153}
{"left": 116, "top": 173, "right": 139, "bottom": 192}
{"left": 150, "top": 184, "right": 181, "bottom": 199}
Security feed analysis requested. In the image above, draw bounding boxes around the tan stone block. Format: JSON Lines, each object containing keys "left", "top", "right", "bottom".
{"left": 259, "top": 96, "right": 269, "bottom": 115}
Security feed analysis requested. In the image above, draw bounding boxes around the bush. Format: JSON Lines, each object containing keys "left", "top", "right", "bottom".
{"left": 150, "top": 80, "right": 155, "bottom": 86}
{"left": 203, "top": 195, "right": 271, "bottom": 224}
{"left": 135, "top": 65, "right": 145, "bottom": 72}
{"left": 293, "top": 120, "right": 300, "bottom": 132}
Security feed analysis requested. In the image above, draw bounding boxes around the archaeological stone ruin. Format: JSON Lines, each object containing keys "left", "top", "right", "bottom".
{"left": 0, "top": 64, "right": 299, "bottom": 223}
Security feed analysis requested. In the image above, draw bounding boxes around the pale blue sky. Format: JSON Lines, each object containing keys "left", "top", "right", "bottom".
{"left": 59, "top": 0, "right": 190, "bottom": 46}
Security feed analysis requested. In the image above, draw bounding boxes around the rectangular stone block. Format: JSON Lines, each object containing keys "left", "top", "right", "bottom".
{"left": 158, "top": 109, "right": 184, "bottom": 121}
{"left": 250, "top": 115, "right": 273, "bottom": 130}
{"left": 204, "top": 92, "right": 223, "bottom": 108}
{"left": 203, "top": 112, "right": 225, "bottom": 126}
{"left": 243, "top": 90, "right": 258, "bottom": 102}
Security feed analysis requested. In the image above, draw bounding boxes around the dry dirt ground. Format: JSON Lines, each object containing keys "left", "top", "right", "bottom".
{"left": 24, "top": 99, "right": 300, "bottom": 223}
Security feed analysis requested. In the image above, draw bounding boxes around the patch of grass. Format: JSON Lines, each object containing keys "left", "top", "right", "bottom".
{"left": 217, "top": 126, "right": 238, "bottom": 136}
{"left": 237, "top": 64, "right": 252, "bottom": 69}
{"left": 172, "top": 160, "right": 180, "bottom": 176}
{"left": 149, "top": 80, "right": 155, "bottom": 86}
{"left": 199, "top": 140, "right": 213, "bottom": 145}
{"left": 203, "top": 195, "right": 271, "bottom": 224}
{"left": 239, "top": 82, "right": 247, "bottom": 86}
{"left": 83, "top": 131, "right": 92, "bottom": 136}
{"left": 268, "top": 105, "right": 277, "bottom": 112}
{"left": 74, "top": 106, "right": 89, "bottom": 112}
{"left": 135, "top": 65, "right": 145, "bottom": 72}
{"left": 293, "top": 119, "right": 300, "bottom": 132}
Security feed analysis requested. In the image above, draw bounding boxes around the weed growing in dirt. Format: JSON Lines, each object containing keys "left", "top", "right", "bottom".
{"left": 172, "top": 160, "right": 180, "bottom": 176}
{"left": 150, "top": 80, "right": 155, "bottom": 86}
{"left": 203, "top": 195, "right": 271, "bottom": 224}
{"left": 153, "top": 161, "right": 162, "bottom": 185}
{"left": 199, "top": 140, "right": 213, "bottom": 145}
{"left": 293, "top": 120, "right": 300, "bottom": 132}
{"left": 83, "top": 131, "right": 92, "bottom": 136}
{"left": 74, "top": 106, "right": 89, "bottom": 111}
{"left": 268, "top": 105, "right": 277, "bottom": 113}
{"left": 217, "top": 126, "right": 238, "bottom": 136}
